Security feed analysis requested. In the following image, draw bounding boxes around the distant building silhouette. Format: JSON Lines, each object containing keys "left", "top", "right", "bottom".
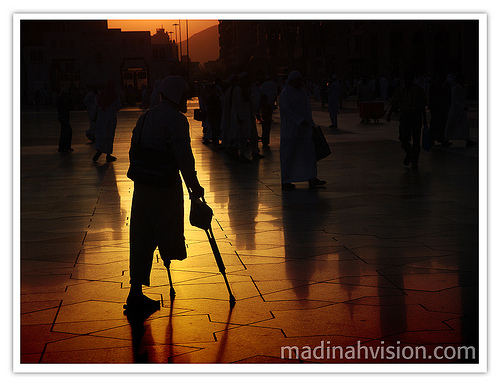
{"left": 20, "top": 20, "right": 181, "bottom": 107}
{"left": 218, "top": 20, "right": 479, "bottom": 97}
{"left": 20, "top": 19, "right": 480, "bottom": 107}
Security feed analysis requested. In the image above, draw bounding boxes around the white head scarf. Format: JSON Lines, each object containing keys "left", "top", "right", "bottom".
{"left": 158, "top": 76, "right": 188, "bottom": 104}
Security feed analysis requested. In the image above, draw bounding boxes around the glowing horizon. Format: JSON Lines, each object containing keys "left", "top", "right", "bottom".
{"left": 107, "top": 19, "right": 218, "bottom": 40}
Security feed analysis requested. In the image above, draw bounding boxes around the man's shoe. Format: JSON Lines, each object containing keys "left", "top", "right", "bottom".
{"left": 282, "top": 183, "right": 296, "bottom": 191}
{"left": 124, "top": 294, "right": 161, "bottom": 316}
{"left": 308, "top": 178, "right": 327, "bottom": 188}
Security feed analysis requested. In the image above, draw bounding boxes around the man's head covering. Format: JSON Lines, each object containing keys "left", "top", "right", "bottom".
{"left": 286, "top": 70, "right": 303, "bottom": 86}
{"left": 158, "top": 76, "right": 188, "bottom": 104}
{"left": 287, "top": 71, "right": 302, "bottom": 82}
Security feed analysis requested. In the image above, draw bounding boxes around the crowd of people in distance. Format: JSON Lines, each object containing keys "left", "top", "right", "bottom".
{"left": 54, "top": 68, "right": 477, "bottom": 177}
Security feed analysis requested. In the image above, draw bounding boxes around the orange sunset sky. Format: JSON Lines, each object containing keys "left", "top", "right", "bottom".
{"left": 107, "top": 19, "right": 219, "bottom": 39}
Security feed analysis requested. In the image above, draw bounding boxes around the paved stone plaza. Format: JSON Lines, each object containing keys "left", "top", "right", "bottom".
{"left": 18, "top": 96, "right": 481, "bottom": 368}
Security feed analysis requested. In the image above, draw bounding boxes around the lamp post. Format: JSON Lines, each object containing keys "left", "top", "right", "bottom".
{"left": 178, "top": 19, "right": 182, "bottom": 64}
{"left": 186, "top": 20, "right": 189, "bottom": 80}
{"left": 173, "top": 22, "right": 180, "bottom": 61}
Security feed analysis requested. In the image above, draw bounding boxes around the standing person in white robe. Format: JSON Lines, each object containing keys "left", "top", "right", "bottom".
{"left": 92, "top": 80, "right": 122, "bottom": 162}
{"left": 279, "top": 71, "right": 326, "bottom": 190}
{"left": 261, "top": 76, "right": 278, "bottom": 110}
{"left": 444, "top": 73, "right": 477, "bottom": 147}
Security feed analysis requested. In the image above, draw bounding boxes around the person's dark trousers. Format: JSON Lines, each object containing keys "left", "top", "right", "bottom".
{"left": 58, "top": 122, "right": 73, "bottom": 152}
{"left": 262, "top": 121, "right": 271, "bottom": 147}
{"left": 398, "top": 112, "right": 422, "bottom": 166}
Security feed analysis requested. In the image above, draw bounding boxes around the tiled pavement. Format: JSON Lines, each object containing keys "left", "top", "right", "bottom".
{"left": 16, "top": 97, "right": 483, "bottom": 370}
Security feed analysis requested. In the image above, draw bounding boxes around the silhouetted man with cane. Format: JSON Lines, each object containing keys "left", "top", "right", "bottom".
{"left": 125, "top": 76, "right": 204, "bottom": 314}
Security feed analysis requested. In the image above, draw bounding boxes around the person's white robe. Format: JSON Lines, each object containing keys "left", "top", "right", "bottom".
{"left": 94, "top": 97, "right": 122, "bottom": 154}
{"left": 279, "top": 85, "right": 317, "bottom": 184}
{"left": 228, "top": 85, "right": 252, "bottom": 150}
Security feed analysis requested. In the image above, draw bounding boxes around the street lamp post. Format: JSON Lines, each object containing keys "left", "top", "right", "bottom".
{"left": 178, "top": 19, "right": 182, "bottom": 64}
{"left": 186, "top": 20, "right": 189, "bottom": 80}
{"left": 173, "top": 22, "right": 180, "bottom": 61}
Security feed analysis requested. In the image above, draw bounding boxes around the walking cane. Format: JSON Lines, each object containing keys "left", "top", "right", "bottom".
{"left": 167, "top": 191, "right": 236, "bottom": 306}
{"left": 204, "top": 223, "right": 236, "bottom": 306}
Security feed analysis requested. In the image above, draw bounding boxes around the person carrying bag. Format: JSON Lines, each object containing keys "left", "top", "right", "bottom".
{"left": 125, "top": 76, "right": 205, "bottom": 315}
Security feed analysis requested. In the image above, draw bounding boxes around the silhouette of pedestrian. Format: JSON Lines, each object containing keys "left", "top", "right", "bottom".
{"left": 261, "top": 75, "right": 278, "bottom": 110}
{"left": 206, "top": 82, "right": 223, "bottom": 148}
{"left": 260, "top": 94, "right": 273, "bottom": 148}
{"left": 428, "top": 71, "right": 452, "bottom": 147}
{"left": 327, "top": 75, "right": 340, "bottom": 128}
{"left": 357, "top": 77, "right": 373, "bottom": 110}
{"left": 444, "top": 73, "right": 477, "bottom": 147}
{"left": 125, "top": 76, "right": 205, "bottom": 314}
{"left": 279, "top": 71, "right": 326, "bottom": 190}
{"left": 83, "top": 83, "right": 98, "bottom": 143}
{"left": 220, "top": 75, "right": 238, "bottom": 158}
{"left": 227, "top": 72, "right": 254, "bottom": 163}
{"left": 92, "top": 80, "right": 122, "bottom": 163}
{"left": 386, "top": 71, "right": 428, "bottom": 169}
{"left": 57, "top": 89, "right": 73, "bottom": 153}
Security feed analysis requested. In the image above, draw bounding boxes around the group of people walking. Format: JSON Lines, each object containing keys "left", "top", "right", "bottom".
{"left": 57, "top": 79, "right": 122, "bottom": 163}
{"left": 197, "top": 73, "right": 270, "bottom": 163}
{"left": 386, "top": 70, "right": 477, "bottom": 169}
{"left": 195, "top": 71, "right": 327, "bottom": 189}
